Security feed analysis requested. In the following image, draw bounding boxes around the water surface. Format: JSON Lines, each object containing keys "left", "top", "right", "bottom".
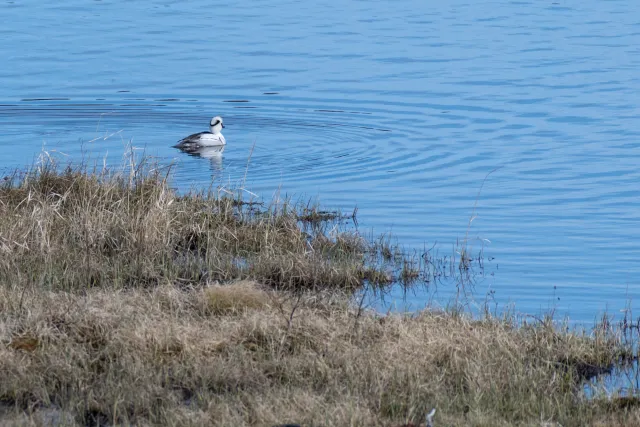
{"left": 2, "top": 0, "right": 640, "bottom": 321}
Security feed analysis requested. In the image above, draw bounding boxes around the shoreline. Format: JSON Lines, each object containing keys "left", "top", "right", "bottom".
{"left": 0, "top": 157, "right": 637, "bottom": 426}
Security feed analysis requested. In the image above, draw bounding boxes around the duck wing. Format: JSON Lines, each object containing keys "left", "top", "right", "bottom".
{"left": 173, "top": 131, "right": 212, "bottom": 148}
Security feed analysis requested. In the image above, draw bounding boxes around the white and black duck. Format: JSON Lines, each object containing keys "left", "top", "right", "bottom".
{"left": 174, "top": 116, "right": 226, "bottom": 150}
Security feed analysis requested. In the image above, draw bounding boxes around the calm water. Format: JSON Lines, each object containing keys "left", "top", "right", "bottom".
{"left": 2, "top": 0, "right": 640, "bottom": 321}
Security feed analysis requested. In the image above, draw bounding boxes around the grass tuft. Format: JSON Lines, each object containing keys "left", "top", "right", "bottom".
{"left": 203, "top": 280, "right": 270, "bottom": 315}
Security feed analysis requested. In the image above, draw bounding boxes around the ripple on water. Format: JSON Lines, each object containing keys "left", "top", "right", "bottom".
{"left": 2, "top": 0, "right": 640, "bottom": 323}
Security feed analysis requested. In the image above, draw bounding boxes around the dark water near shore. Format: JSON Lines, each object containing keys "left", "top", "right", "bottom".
{"left": 2, "top": 0, "right": 640, "bottom": 322}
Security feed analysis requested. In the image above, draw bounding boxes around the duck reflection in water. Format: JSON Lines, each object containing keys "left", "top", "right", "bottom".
{"left": 177, "top": 145, "right": 224, "bottom": 171}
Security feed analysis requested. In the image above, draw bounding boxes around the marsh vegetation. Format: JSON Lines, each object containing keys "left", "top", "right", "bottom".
{"left": 0, "top": 154, "right": 638, "bottom": 426}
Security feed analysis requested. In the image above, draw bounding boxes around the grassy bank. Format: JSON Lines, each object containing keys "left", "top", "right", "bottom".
{"left": 0, "top": 157, "right": 637, "bottom": 426}
{"left": 0, "top": 157, "right": 411, "bottom": 292}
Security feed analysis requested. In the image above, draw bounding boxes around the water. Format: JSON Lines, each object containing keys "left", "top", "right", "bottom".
{"left": 2, "top": 0, "right": 640, "bottom": 322}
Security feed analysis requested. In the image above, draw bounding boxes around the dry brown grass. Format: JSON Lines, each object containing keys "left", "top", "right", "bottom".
{"left": 0, "top": 156, "right": 404, "bottom": 293}
{"left": 0, "top": 156, "right": 637, "bottom": 426}
{"left": 0, "top": 282, "right": 635, "bottom": 426}
{"left": 203, "top": 279, "right": 270, "bottom": 315}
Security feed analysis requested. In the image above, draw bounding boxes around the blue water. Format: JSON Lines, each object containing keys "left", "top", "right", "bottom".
{"left": 2, "top": 0, "right": 640, "bottom": 322}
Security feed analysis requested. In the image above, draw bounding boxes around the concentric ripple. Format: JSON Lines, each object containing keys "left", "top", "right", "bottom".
{"left": 2, "top": 0, "right": 640, "bottom": 321}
